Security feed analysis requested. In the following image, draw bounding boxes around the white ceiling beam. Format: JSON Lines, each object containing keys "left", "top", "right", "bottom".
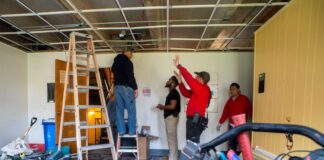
{"left": 108, "top": 39, "right": 163, "bottom": 43}
{"left": 170, "top": 37, "right": 237, "bottom": 41}
{"left": 194, "top": 0, "right": 221, "bottom": 52}
{"left": 0, "top": 2, "right": 288, "bottom": 18}
{"left": 0, "top": 11, "right": 76, "bottom": 18}
{"left": 0, "top": 23, "right": 262, "bottom": 35}
{"left": 0, "top": 17, "right": 60, "bottom": 50}
{"left": 115, "top": 0, "right": 144, "bottom": 49}
{"left": 170, "top": 47, "right": 196, "bottom": 51}
{"left": 111, "top": 43, "right": 156, "bottom": 48}
{"left": 15, "top": 0, "right": 87, "bottom": 50}
{"left": 226, "top": 47, "right": 254, "bottom": 50}
{"left": 95, "top": 49, "right": 113, "bottom": 52}
{"left": 50, "top": 40, "right": 105, "bottom": 45}
{"left": 166, "top": 0, "right": 170, "bottom": 53}
{"left": 41, "top": 37, "right": 252, "bottom": 46}
{"left": 170, "top": 2, "right": 288, "bottom": 9}
{"left": 65, "top": 0, "right": 116, "bottom": 53}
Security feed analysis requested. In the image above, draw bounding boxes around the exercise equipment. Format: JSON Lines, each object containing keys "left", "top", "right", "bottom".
{"left": 179, "top": 123, "right": 324, "bottom": 160}
{"left": 231, "top": 114, "right": 253, "bottom": 160}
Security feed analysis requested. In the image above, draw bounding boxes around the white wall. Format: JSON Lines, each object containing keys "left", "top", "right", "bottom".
{"left": 28, "top": 51, "right": 254, "bottom": 150}
{"left": 27, "top": 52, "right": 66, "bottom": 143}
{"left": 0, "top": 43, "right": 28, "bottom": 147}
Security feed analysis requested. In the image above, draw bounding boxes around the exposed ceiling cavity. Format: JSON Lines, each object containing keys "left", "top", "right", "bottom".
{"left": 0, "top": 0, "right": 290, "bottom": 53}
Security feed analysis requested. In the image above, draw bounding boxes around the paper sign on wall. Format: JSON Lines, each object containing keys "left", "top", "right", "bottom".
{"left": 207, "top": 83, "right": 218, "bottom": 113}
{"left": 209, "top": 84, "right": 218, "bottom": 99}
{"left": 142, "top": 86, "right": 151, "bottom": 97}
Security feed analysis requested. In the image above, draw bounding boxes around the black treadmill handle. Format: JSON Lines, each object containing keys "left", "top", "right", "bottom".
{"left": 200, "top": 123, "right": 324, "bottom": 150}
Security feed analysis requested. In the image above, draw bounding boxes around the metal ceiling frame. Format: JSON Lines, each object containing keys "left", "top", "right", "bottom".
{"left": 0, "top": 23, "right": 263, "bottom": 35}
{"left": 222, "top": 0, "right": 274, "bottom": 50}
{"left": 194, "top": 0, "right": 221, "bottom": 52}
{"left": 166, "top": 0, "right": 170, "bottom": 53}
{"left": 0, "top": 2, "right": 288, "bottom": 18}
{"left": 31, "top": 37, "right": 252, "bottom": 46}
{"left": 115, "top": 0, "right": 144, "bottom": 49}
{"left": 0, "top": 1, "right": 289, "bottom": 52}
{"left": 65, "top": 0, "right": 116, "bottom": 53}
{"left": 0, "top": 17, "right": 60, "bottom": 50}
{"left": 18, "top": 18, "right": 231, "bottom": 30}
{"left": 15, "top": 0, "right": 87, "bottom": 51}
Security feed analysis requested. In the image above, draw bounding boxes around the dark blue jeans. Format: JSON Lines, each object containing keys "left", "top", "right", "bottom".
{"left": 114, "top": 85, "right": 137, "bottom": 135}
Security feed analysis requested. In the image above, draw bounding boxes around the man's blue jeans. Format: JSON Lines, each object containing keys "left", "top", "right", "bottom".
{"left": 114, "top": 85, "right": 137, "bottom": 135}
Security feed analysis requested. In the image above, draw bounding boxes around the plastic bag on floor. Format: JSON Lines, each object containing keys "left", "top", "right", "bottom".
{"left": 1, "top": 138, "right": 33, "bottom": 157}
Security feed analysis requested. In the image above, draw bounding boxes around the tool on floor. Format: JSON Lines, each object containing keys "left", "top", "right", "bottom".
{"left": 23, "top": 117, "right": 38, "bottom": 140}
{"left": 1, "top": 117, "right": 37, "bottom": 159}
{"left": 227, "top": 150, "right": 240, "bottom": 160}
{"left": 116, "top": 134, "right": 139, "bottom": 160}
{"left": 57, "top": 32, "right": 117, "bottom": 160}
{"left": 217, "top": 151, "right": 227, "bottom": 160}
{"left": 180, "top": 123, "right": 324, "bottom": 160}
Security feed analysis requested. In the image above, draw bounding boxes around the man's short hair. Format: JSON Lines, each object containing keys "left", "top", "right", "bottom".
{"left": 123, "top": 47, "right": 134, "bottom": 53}
{"left": 230, "top": 83, "right": 240, "bottom": 89}
{"left": 170, "top": 76, "right": 179, "bottom": 86}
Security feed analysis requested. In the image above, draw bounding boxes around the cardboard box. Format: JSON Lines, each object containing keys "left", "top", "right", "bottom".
{"left": 138, "top": 136, "right": 149, "bottom": 159}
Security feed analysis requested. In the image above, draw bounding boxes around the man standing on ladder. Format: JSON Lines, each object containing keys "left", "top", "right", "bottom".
{"left": 112, "top": 47, "right": 138, "bottom": 136}
{"left": 173, "top": 55, "right": 211, "bottom": 144}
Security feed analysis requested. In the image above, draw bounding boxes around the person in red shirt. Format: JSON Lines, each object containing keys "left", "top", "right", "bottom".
{"left": 217, "top": 83, "right": 252, "bottom": 153}
{"left": 173, "top": 55, "right": 211, "bottom": 143}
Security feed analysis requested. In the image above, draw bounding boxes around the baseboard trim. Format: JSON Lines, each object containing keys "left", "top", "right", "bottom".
{"left": 149, "top": 149, "right": 181, "bottom": 157}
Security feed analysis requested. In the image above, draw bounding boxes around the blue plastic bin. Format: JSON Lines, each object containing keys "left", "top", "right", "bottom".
{"left": 42, "top": 119, "right": 56, "bottom": 151}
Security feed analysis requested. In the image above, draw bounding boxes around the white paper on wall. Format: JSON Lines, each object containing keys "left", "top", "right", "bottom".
{"left": 142, "top": 86, "right": 151, "bottom": 97}
{"left": 209, "top": 84, "right": 218, "bottom": 99}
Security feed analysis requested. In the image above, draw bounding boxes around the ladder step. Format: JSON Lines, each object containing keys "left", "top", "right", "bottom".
{"left": 67, "top": 85, "right": 101, "bottom": 92}
{"left": 119, "top": 134, "right": 138, "bottom": 138}
{"left": 79, "top": 124, "right": 110, "bottom": 129}
{"left": 69, "top": 71, "right": 88, "bottom": 76}
{"left": 81, "top": 144, "right": 113, "bottom": 151}
{"left": 63, "top": 121, "right": 87, "bottom": 126}
{"left": 101, "top": 137, "right": 108, "bottom": 140}
{"left": 65, "top": 105, "right": 106, "bottom": 110}
{"left": 76, "top": 56, "right": 88, "bottom": 61}
{"left": 67, "top": 88, "right": 88, "bottom": 93}
{"left": 77, "top": 85, "right": 100, "bottom": 90}
{"left": 118, "top": 149, "right": 138, "bottom": 153}
{"left": 75, "top": 49, "right": 93, "bottom": 54}
{"left": 71, "top": 32, "right": 92, "bottom": 38}
{"left": 76, "top": 67, "right": 96, "bottom": 72}
{"left": 62, "top": 136, "right": 87, "bottom": 142}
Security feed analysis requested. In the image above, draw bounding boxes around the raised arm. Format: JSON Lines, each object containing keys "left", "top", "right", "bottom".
{"left": 178, "top": 83, "right": 192, "bottom": 98}
{"left": 173, "top": 55, "right": 199, "bottom": 91}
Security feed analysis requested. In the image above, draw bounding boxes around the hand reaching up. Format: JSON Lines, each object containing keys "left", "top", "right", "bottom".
{"left": 173, "top": 55, "right": 180, "bottom": 67}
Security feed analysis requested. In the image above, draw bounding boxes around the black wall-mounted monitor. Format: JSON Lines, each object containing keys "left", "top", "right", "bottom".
{"left": 258, "top": 73, "right": 265, "bottom": 93}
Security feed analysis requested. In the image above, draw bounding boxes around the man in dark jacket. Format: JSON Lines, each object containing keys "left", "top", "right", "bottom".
{"left": 112, "top": 48, "right": 138, "bottom": 135}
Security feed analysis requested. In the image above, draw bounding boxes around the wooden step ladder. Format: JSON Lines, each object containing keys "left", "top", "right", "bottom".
{"left": 116, "top": 134, "right": 139, "bottom": 160}
{"left": 58, "top": 32, "right": 117, "bottom": 160}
